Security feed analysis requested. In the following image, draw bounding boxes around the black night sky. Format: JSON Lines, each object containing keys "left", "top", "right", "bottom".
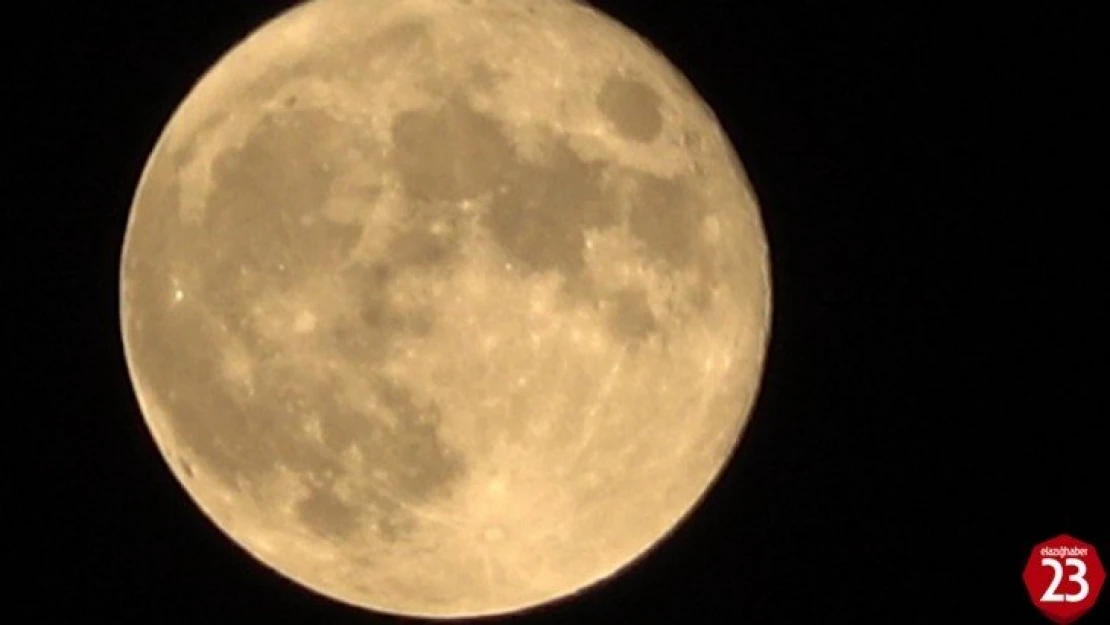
{"left": 22, "top": 1, "right": 1103, "bottom": 623}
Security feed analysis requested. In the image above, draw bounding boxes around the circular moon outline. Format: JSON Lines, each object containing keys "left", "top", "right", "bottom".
{"left": 120, "top": 0, "right": 772, "bottom": 618}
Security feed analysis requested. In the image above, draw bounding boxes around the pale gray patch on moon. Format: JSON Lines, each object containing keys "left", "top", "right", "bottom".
{"left": 120, "top": 0, "right": 771, "bottom": 619}
{"left": 597, "top": 75, "right": 664, "bottom": 143}
{"left": 604, "top": 288, "right": 659, "bottom": 341}
{"left": 391, "top": 97, "right": 514, "bottom": 203}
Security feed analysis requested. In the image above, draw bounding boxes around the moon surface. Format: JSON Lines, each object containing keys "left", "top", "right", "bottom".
{"left": 120, "top": 0, "right": 771, "bottom": 618}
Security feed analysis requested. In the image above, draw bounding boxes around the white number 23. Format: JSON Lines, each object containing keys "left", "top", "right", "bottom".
{"left": 1040, "top": 557, "right": 1090, "bottom": 603}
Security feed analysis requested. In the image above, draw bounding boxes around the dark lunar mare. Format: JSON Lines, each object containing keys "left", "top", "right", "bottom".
{"left": 388, "top": 90, "right": 711, "bottom": 340}
{"left": 124, "top": 103, "right": 468, "bottom": 547}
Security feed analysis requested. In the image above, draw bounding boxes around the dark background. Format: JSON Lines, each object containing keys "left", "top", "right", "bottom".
{"left": 23, "top": 1, "right": 1102, "bottom": 623}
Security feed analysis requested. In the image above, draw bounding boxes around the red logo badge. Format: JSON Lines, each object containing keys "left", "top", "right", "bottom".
{"left": 1023, "top": 534, "right": 1105, "bottom": 623}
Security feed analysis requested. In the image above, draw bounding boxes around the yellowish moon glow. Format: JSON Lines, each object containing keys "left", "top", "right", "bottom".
{"left": 119, "top": 0, "right": 771, "bottom": 618}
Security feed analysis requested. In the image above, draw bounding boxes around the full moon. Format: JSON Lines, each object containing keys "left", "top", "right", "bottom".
{"left": 120, "top": 0, "right": 771, "bottom": 618}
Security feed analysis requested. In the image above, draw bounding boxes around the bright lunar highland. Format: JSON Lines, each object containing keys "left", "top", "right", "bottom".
{"left": 119, "top": 0, "right": 771, "bottom": 618}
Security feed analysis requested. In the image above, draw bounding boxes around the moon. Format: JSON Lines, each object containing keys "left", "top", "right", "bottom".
{"left": 120, "top": 0, "right": 771, "bottom": 618}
